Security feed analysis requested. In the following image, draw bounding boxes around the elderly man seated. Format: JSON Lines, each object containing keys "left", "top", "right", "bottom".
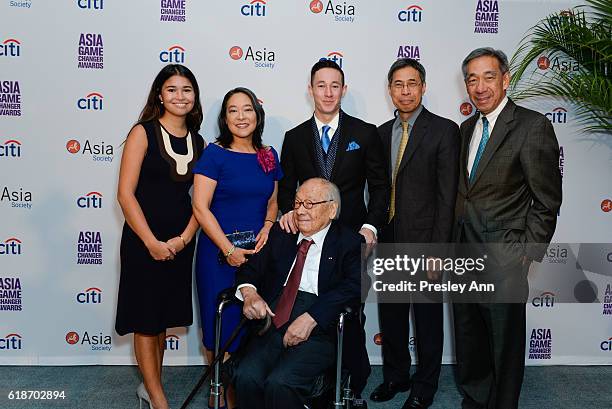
{"left": 233, "top": 177, "right": 363, "bottom": 409}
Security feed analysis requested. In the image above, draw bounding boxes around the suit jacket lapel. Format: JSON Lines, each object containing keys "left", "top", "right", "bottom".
{"left": 396, "top": 108, "right": 428, "bottom": 176}
{"left": 330, "top": 111, "right": 350, "bottom": 182}
{"left": 306, "top": 117, "right": 318, "bottom": 172}
{"left": 317, "top": 222, "right": 339, "bottom": 292}
{"left": 461, "top": 114, "right": 478, "bottom": 190}
{"left": 469, "top": 100, "right": 517, "bottom": 188}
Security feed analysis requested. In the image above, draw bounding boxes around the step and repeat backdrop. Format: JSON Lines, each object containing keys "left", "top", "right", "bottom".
{"left": 1, "top": 0, "right": 611, "bottom": 366}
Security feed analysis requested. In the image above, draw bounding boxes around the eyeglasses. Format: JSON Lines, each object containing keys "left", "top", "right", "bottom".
{"left": 391, "top": 81, "right": 422, "bottom": 91}
{"left": 293, "top": 199, "right": 334, "bottom": 210}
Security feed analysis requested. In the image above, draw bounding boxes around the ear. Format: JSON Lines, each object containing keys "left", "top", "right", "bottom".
{"left": 341, "top": 84, "right": 347, "bottom": 98}
{"left": 502, "top": 71, "right": 510, "bottom": 91}
{"left": 308, "top": 83, "right": 314, "bottom": 98}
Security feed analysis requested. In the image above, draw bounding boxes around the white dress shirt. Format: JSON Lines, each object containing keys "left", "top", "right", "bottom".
{"left": 312, "top": 112, "right": 377, "bottom": 237}
{"left": 236, "top": 223, "right": 332, "bottom": 300}
{"left": 467, "top": 96, "right": 508, "bottom": 177}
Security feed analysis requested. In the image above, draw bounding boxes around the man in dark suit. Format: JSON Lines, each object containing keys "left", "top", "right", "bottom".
{"left": 277, "top": 59, "right": 389, "bottom": 402}
{"left": 233, "top": 178, "right": 363, "bottom": 409}
{"left": 453, "top": 48, "right": 562, "bottom": 409}
{"left": 370, "top": 58, "right": 460, "bottom": 409}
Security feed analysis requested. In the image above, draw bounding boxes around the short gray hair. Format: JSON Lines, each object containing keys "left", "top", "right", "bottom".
{"left": 461, "top": 47, "right": 509, "bottom": 80}
{"left": 303, "top": 178, "right": 341, "bottom": 220}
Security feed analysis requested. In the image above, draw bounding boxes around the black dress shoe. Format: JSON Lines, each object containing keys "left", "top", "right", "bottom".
{"left": 369, "top": 380, "right": 411, "bottom": 402}
{"left": 401, "top": 395, "right": 433, "bottom": 409}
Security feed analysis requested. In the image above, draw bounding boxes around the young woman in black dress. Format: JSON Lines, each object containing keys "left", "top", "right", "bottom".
{"left": 115, "top": 64, "right": 205, "bottom": 409}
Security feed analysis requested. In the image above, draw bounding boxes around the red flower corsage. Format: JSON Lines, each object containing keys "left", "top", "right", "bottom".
{"left": 256, "top": 148, "right": 276, "bottom": 174}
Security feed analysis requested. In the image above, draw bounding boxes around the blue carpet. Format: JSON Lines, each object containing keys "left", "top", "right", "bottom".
{"left": 0, "top": 365, "right": 610, "bottom": 408}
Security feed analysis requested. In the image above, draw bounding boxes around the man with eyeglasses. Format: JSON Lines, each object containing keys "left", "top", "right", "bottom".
{"left": 234, "top": 178, "right": 363, "bottom": 409}
{"left": 371, "top": 58, "right": 460, "bottom": 409}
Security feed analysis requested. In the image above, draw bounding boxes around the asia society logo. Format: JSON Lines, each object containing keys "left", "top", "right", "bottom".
{"left": 66, "top": 331, "right": 112, "bottom": 351}
{"left": 165, "top": 334, "right": 180, "bottom": 351}
{"left": 0, "top": 80, "right": 21, "bottom": 117}
{"left": 544, "top": 244, "right": 568, "bottom": 264}
{"left": 545, "top": 107, "right": 567, "bottom": 124}
{"left": 77, "top": 191, "right": 103, "bottom": 209}
{"left": 397, "top": 45, "right": 420, "bottom": 60}
{"left": 229, "top": 45, "right": 276, "bottom": 69}
{"left": 242, "top": 0, "right": 266, "bottom": 17}
{"left": 531, "top": 291, "right": 555, "bottom": 307}
{"left": 397, "top": 5, "right": 423, "bottom": 22}
{"left": 601, "top": 199, "right": 612, "bottom": 213}
{"left": 1, "top": 186, "right": 32, "bottom": 209}
{"left": 537, "top": 54, "right": 579, "bottom": 72}
{"left": 66, "top": 139, "right": 114, "bottom": 162}
{"left": 77, "top": 33, "right": 103, "bottom": 69}
{"left": 474, "top": 0, "right": 499, "bottom": 34}
{"left": 160, "top": 45, "right": 185, "bottom": 64}
{"left": 1, "top": 139, "right": 22, "bottom": 158}
{"left": 76, "top": 287, "right": 102, "bottom": 304}
{"left": 1, "top": 38, "right": 21, "bottom": 57}
{"left": 309, "top": 0, "right": 356, "bottom": 23}
{"left": 77, "top": 231, "right": 102, "bottom": 265}
{"left": 77, "top": 92, "right": 103, "bottom": 111}
{"left": 0, "top": 277, "right": 22, "bottom": 312}
{"left": 0, "top": 333, "right": 22, "bottom": 350}
{"left": 601, "top": 337, "right": 612, "bottom": 351}
{"left": 10, "top": 1, "right": 31, "bottom": 8}
{"left": 320, "top": 51, "right": 343, "bottom": 68}
{"left": 528, "top": 328, "right": 551, "bottom": 360}
{"left": 373, "top": 333, "right": 382, "bottom": 345}
{"left": 603, "top": 284, "right": 611, "bottom": 315}
{"left": 460, "top": 102, "right": 474, "bottom": 116}
{"left": 77, "top": 0, "right": 104, "bottom": 10}
{"left": 161, "top": 0, "right": 186, "bottom": 22}
{"left": 0, "top": 237, "right": 22, "bottom": 255}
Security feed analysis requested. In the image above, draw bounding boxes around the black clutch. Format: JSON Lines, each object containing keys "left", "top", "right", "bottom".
{"left": 218, "top": 230, "right": 256, "bottom": 264}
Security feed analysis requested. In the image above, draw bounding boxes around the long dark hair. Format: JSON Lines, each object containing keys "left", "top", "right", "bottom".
{"left": 216, "top": 87, "right": 265, "bottom": 149}
{"left": 138, "top": 64, "right": 203, "bottom": 132}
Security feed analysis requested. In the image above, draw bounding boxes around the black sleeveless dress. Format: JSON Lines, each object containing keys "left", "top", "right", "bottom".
{"left": 115, "top": 120, "right": 205, "bottom": 335}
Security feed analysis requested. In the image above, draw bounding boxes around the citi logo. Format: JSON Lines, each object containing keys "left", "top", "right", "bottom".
{"left": 77, "top": 0, "right": 104, "bottom": 9}
{"left": 601, "top": 337, "right": 612, "bottom": 351}
{"left": 159, "top": 45, "right": 185, "bottom": 64}
{"left": 76, "top": 287, "right": 102, "bottom": 304}
{"left": 0, "top": 333, "right": 22, "bottom": 350}
{"left": 0, "top": 38, "right": 21, "bottom": 57}
{"left": 460, "top": 102, "right": 474, "bottom": 116}
{"left": 165, "top": 334, "right": 180, "bottom": 351}
{"left": 545, "top": 107, "right": 567, "bottom": 124}
{"left": 1, "top": 139, "right": 21, "bottom": 158}
{"left": 532, "top": 291, "right": 555, "bottom": 307}
{"left": 398, "top": 5, "right": 423, "bottom": 22}
{"left": 321, "top": 51, "right": 343, "bottom": 68}
{"left": 0, "top": 237, "right": 22, "bottom": 255}
{"left": 241, "top": 0, "right": 266, "bottom": 16}
{"left": 77, "top": 92, "right": 103, "bottom": 111}
{"left": 77, "top": 191, "right": 103, "bottom": 209}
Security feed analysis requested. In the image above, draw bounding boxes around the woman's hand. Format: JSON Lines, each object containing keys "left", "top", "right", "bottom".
{"left": 166, "top": 236, "right": 186, "bottom": 254}
{"left": 226, "top": 247, "right": 255, "bottom": 267}
{"left": 254, "top": 223, "right": 272, "bottom": 253}
{"left": 147, "top": 240, "right": 176, "bottom": 261}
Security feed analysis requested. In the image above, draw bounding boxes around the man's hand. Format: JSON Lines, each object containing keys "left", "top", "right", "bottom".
{"left": 279, "top": 210, "right": 298, "bottom": 234}
{"left": 359, "top": 227, "right": 377, "bottom": 244}
{"left": 241, "top": 287, "right": 275, "bottom": 320}
{"left": 283, "top": 313, "right": 317, "bottom": 348}
{"left": 522, "top": 255, "right": 533, "bottom": 268}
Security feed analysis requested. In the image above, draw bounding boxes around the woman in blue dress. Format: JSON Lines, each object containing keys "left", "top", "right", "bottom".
{"left": 192, "top": 87, "right": 281, "bottom": 408}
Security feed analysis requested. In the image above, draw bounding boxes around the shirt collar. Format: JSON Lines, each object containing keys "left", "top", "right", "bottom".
{"left": 479, "top": 96, "right": 508, "bottom": 123}
{"left": 314, "top": 112, "right": 340, "bottom": 133}
{"left": 297, "top": 222, "right": 332, "bottom": 248}
{"left": 393, "top": 104, "right": 423, "bottom": 130}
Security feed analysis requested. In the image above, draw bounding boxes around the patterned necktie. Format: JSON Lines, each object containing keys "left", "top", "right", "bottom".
{"left": 272, "top": 239, "right": 314, "bottom": 329}
{"left": 389, "top": 121, "right": 409, "bottom": 222}
{"left": 321, "top": 125, "right": 331, "bottom": 154}
{"left": 469, "top": 116, "right": 490, "bottom": 183}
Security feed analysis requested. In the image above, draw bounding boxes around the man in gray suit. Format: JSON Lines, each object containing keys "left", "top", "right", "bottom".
{"left": 452, "top": 48, "right": 562, "bottom": 409}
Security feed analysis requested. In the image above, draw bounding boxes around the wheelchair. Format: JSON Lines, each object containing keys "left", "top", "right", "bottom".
{"left": 210, "top": 287, "right": 358, "bottom": 409}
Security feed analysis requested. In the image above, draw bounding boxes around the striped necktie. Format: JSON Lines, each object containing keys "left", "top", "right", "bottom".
{"left": 389, "top": 121, "right": 409, "bottom": 222}
{"left": 469, "top": 116, "right": 490, "bottom": 183}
